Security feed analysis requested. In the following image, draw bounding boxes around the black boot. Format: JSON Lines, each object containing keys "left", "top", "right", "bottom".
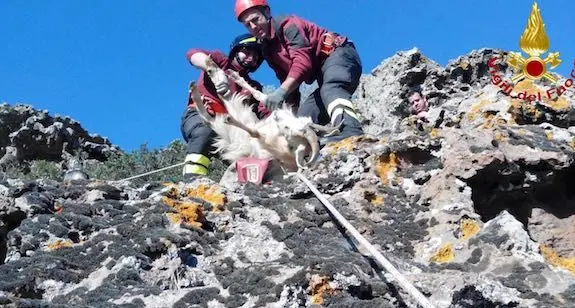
{"left": 324, "top": 112, "right": 364, "bottom": 144}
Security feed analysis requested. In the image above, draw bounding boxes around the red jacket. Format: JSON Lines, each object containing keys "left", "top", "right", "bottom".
{"left": 186, "top": 49, "right": 264, "bottom": 115}
{"left": 261, "top": 15, "right": 348, "bottom": 85}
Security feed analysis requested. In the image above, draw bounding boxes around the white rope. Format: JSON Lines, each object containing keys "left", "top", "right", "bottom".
{"left": 105, "top": 159, "right": 434, "bottom": 307}
{"left": 295, "top": 172, "right": 436, "bottom": 308}
{"left": 113, "top": 162, "right": 186, "bottom": 182}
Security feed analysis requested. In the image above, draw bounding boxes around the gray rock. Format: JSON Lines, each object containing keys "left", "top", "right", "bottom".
{"left": 63, "top": 170, "right": 90, "bottom": 182}
{"left": 0, "top": 103, "right": 121, "bottom": 168}
{"left": 1, "top": 47, "right": 575, "bottom": 307}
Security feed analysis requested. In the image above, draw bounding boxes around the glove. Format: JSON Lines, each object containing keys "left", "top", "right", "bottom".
{"left": 264, "top": 88, "right": 288, "bottom": 110}
{"left": 211, "top": 69, "right": 229, "bottom": 95}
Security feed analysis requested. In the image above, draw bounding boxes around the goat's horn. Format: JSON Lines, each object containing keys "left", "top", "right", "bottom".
{"left": 294, "top": 144, "right": 308, "bottom": 170}
{"left": 303, "top": 128, "right": 320, "bottom": 166}
{"left": 308, "top": 120, "right": 344, "bottom": 137}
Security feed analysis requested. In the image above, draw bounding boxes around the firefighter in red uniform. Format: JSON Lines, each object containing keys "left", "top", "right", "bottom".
{"left": 234, "top": 0, "right": 364, "bottom": 145}
{"left": 181, "top": 33, "right": 269, "bottom": 178}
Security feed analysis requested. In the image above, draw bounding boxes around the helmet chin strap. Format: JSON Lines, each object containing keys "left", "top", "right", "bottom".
{"left": 235, "top": 54, "right": 256, "bottom": 72}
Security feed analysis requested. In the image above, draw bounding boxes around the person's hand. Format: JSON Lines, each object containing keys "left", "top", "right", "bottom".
{"left": 211, "top": 69, "right": 229, "bottom": 95}
{"left": 415, "top": 111, "right": 429, "bottom": 121}
{"left": 264, "top": 88, "right": 287, "bottom": 110}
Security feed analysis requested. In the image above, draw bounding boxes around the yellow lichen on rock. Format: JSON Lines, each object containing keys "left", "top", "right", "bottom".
{"left": 375, "top": 153, "right": 399, "bottom": 186}
{"left": 509, "top": 99, "right": 543, "bottom": 123}
{"left": 482, "top": 114, "right": 514, "bottom": 129}
{"left": 162, "top": 185, "right": 208, "bottom": 228}
{"left": 481, "top": 114, "right": 496, "bottom": 129}
{"left": 430, "top": 243, "right": 455, "bottom": 264}
{"left": 326, "top": 136, "right": 360, "bottom": 154}
{"left": 513, "top": 79, "right": 537, "bottom": 92}
{"left": 467, "top": 99, "right": 491, "bottom": 121}
{"left": 493, "top": 130, "right": 506, "bottom": 142}
{"left": 184, "top": 184, "right": 226, "bottom": 211}
{"left": 308, "top": 275, "right": 336, "bottom": 305}
{"left": 543, "top": 96, "right": 570, "bottom": 112}
{"left": 540, "top": 245, "right": 575, "bottom": 276}
{"left": 165, "top": 200, "right": 204, "bottom": 228}
{"left": 370, "top": 195, "right": 384, "bottom": 206}
{"left": 513, "top": 79, "right": 571, "bottom": 112}
{"left": 459, "top": 219, "right": 480, "bottom": 240}
{"left": 364, "top": 190, "right": 384, "bottom": 206}
{"left": 519, "top": 102, "right": 543, "bottom": 120}
{"left": 47, "top": 239, "right": 73, "bottom": 250}
{"left": 163, "top": 185, "right": 180, "bottom": 199}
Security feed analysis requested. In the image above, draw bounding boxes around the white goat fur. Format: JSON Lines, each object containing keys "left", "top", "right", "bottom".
{"left": 209, "top": 92, "right": 315, "bottom": 170}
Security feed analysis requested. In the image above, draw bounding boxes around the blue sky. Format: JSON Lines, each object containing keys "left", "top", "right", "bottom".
{"left": 1, "top": 1, "right": 574, "bottom": 152}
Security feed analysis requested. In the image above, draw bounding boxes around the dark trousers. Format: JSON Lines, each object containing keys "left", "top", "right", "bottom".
{"left": 297, "top": 43, "right": 364, "bottom": 142}
{"left": 180, "top": 107, "right": 216, "bottom": 158}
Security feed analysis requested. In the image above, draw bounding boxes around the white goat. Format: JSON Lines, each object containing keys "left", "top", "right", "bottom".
{"left": 189, "top": 56, "right": 341, "bottom": 172}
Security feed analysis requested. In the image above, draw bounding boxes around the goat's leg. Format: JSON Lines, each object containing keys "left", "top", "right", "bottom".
{"left": 203, "top": 58, "right": 264, "bottom": 139}
{"left": 204, "top": 55, "right": 234, "bottom": 101}
{"left": 224, "top": 115, "right": 261, "bottom": 139}
{"left": 226, "top": 69, "right": 267, "bottom": 103}
{"left": 188, "top": 81, "right": 215, "bottom": 125}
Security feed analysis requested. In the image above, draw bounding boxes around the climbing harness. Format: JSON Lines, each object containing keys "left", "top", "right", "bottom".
{"left": 294, "top": 172, "right": 436, "bottom": 308}
{"left": 319, "top": 32, "right": 336, "bottom": 57}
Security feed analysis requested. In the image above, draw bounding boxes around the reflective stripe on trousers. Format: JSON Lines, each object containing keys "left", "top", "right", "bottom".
{"left": 326, "top": 98, "right": 360, "bottom": 125}
{"left": 183, "top": 153, "right": 210, "bottom": 175}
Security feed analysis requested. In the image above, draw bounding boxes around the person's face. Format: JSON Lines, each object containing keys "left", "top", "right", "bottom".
{"left": 409, "top": 92, "right": 428, "bottom": 113}
{"left": 239, "top": 7, "right": 270, "bottom": 39}
{"left": 236, "top": 47, "right": 260, "bottom": 69}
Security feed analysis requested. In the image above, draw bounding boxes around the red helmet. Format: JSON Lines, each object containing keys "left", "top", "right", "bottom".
{"left": 234, "top": 0, "right": 269, "bottom": 20}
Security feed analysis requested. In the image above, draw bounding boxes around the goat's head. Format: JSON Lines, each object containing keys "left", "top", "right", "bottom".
{"left": 270, "top": 109, "right": 343, "bottom": 170}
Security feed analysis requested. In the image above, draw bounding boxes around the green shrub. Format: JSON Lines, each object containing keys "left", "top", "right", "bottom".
{"left": 0, "top": 140, "right": 229, "bottom": 185}
{"left": 1, "top": 159, "right": 63, "bottom": 182}
{"left": 84, "top": 140, "right": 229, "bottom": 185}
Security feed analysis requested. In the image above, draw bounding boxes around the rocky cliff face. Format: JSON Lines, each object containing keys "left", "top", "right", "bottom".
{"left": 0, "top": 104, "right": 120, "bottom": 170}
{"left": 1, "top": 48, "right": 575, "bottom": 308}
